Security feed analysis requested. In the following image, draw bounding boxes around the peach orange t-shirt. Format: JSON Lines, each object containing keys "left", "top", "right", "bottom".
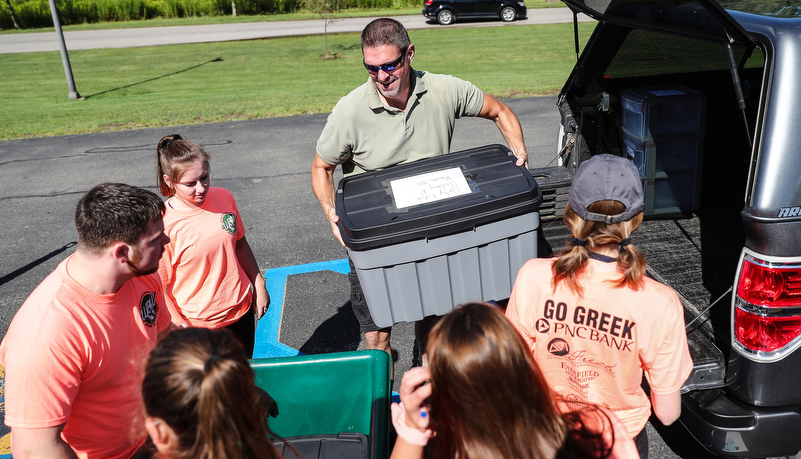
{"left": 158, "top": 187, "right": 251, "bottom": 328}
{"left": 506, "top": 257, "right": 693, "bottom": 436}
{"left": 0, "top": 256, "right": 171, "bottom": 459}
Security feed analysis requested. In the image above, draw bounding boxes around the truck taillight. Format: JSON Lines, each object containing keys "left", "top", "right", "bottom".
{"left": 734, "top": 253, "right": 801, "bottom": 358}
{"left": 737, "top": 257, "right": 801, "bottom": 306}
{"left": 425, "top": 0, "right": 433, "bottom": 5}
{"left": 734, "top": 308, "right": 801, "bottom": 353}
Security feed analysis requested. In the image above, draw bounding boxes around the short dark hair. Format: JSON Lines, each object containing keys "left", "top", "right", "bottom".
{"left": 75, "top": 183, "right": 165, "bottom": 252}
{"left": 361, "top": 18, "right": 411, "bottom": 54}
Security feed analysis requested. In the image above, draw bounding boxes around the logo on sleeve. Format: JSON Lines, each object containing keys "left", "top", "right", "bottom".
{"left": 139, "top": 291, "right": 158, "bottom": 327}
{"left": 221, "top": 213, "right": 237, "bottom": 234}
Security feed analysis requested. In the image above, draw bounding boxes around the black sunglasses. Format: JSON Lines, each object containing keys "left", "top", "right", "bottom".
{"left": 363, "top": 48, "right": 408, "bottom": 74}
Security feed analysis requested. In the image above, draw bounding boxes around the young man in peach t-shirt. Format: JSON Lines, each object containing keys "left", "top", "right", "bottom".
{"left": 0, "top": 183, "right": 176, "bottom": 459}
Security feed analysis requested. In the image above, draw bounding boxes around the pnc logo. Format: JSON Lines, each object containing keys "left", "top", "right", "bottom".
{"left": 535, "top": 318, "right": 550, "bottom": 333}
{"left": 547, "top": 338, "right": 570, "bottom": 356}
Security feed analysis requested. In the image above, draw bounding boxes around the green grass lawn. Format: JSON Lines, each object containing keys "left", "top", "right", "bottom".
{"left": 0, "top": 21, "right": 594, "bottom": 140}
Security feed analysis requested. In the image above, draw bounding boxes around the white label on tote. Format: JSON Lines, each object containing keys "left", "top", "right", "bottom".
{"left": 391, "top": 167, "right": 471, "bottom": 209}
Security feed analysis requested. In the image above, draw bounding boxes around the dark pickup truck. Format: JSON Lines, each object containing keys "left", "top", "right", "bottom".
{"left": 531, "top": 0, "right": 801, "bottom": 456}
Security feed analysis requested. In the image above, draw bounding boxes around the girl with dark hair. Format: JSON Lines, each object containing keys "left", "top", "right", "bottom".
{"left": 390, "top": 302, "right": 636, "bottom": 459}
{"left": 142, "top": 327, "right": 281, "bottom": 459}
{"left": 506, "top": 154, "right": 693, "bottom": 458}
{"left": 156, "top": 134, "right": 269, "bottom": 358}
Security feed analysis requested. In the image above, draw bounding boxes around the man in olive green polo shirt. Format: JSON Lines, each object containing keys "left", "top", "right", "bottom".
{"left": 311, "top": 17, "right": 528, "bottom": 362}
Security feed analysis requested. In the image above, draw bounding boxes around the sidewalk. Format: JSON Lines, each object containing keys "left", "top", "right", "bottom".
{"left": 0, "top": 9, "right": 590, "bottom": 53}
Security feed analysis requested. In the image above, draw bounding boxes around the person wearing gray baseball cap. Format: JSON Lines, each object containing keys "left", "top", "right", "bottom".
{"left": 505, "top": 154, "right": 692, "bottom": 459}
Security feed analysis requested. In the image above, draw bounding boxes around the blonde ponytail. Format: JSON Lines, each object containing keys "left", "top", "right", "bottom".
{"left": 552, "top": 201, "right": 646, "bottom": 296}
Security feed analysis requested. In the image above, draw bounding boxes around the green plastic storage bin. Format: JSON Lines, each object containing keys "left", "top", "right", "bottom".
{"left": 251, "top": 350, "right": 391, "bottom": 459}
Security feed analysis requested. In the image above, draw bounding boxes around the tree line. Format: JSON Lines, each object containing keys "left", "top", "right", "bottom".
{"left": 1, "top": 0, "right": 416, "bottom": 29}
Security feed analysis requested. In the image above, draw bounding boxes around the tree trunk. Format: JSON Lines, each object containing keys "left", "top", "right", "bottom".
{"left": 5, "top": 0, "right": 21, "bottom": 29}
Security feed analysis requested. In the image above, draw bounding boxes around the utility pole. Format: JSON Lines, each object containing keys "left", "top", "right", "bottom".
{"left": 47, "top": 0, "right": 80, "bottom": 100}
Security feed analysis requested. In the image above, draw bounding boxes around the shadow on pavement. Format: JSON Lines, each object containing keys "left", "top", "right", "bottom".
{"left": 0, "top": 241, "right": 76, "bottom": 287}
{"left": 299, "top": 302, "right": 361, "bottom": 355}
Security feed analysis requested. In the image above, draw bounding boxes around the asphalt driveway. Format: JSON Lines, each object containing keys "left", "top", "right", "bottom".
{"left": 0, "top": 95, "right": 725, "bottom": 458}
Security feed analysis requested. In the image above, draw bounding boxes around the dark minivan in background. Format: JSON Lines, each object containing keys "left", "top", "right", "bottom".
{"left": 529, "top": 0, "right": 801, "bottom": 456}
{"left": 423, "top": 0, "right": 526, "bottom": 25}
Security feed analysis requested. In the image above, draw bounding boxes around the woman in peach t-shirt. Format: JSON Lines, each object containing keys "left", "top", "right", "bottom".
{"left": 156, "top": 134, "right": 269, "bottom": 358}
{"left": 506, "top": 155, "right": 693, "bottom": 459}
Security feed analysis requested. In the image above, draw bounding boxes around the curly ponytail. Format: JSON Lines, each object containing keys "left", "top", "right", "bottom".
{"left": 552, "top": 201, "right": 646, "bottom": 296}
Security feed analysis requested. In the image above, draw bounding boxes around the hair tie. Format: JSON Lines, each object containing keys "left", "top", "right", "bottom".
{"left": 204, "top": 354, "right": 222, "bottom": 374}
{"left": 569, "top": 237, "right": 586, "bottom": 247}
{"left": 619, "top": 238, "right": 632, "bottom": 250}
{"left": 166, "top": 134, "right": 182, "bottom": 145}
{"left": 158, "top": 134, "right": 183, "bottom": 153}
